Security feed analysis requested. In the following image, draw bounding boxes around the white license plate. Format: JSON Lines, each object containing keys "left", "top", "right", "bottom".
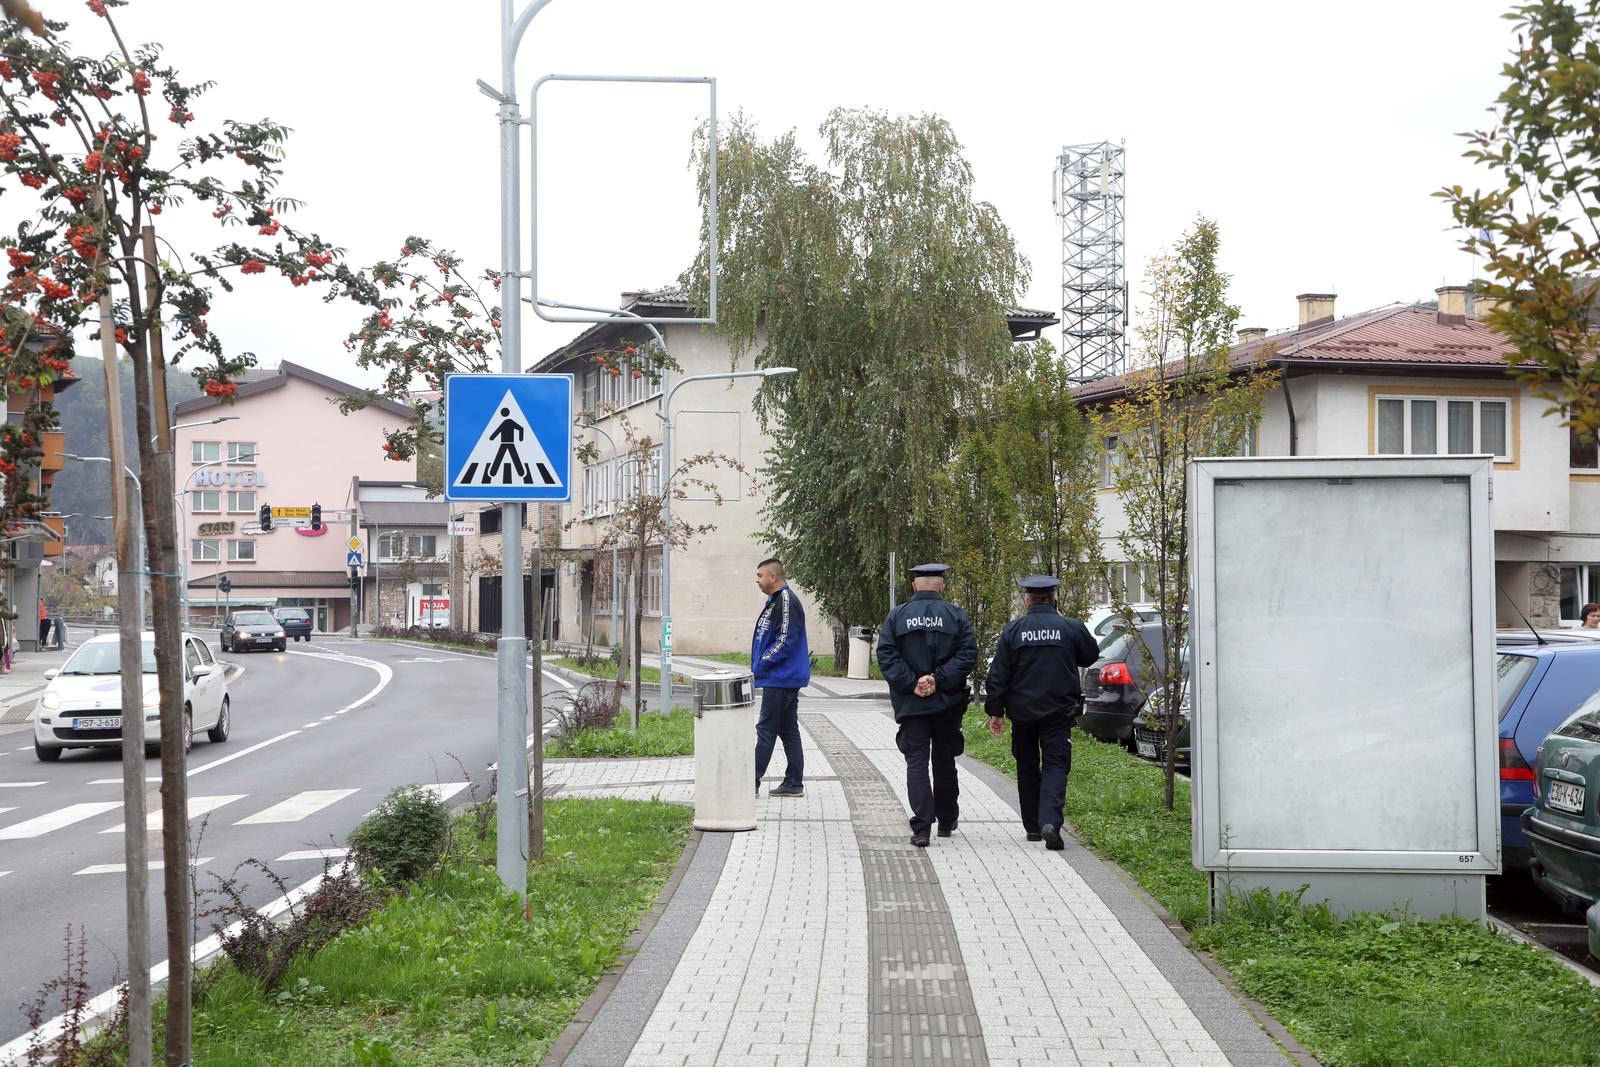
{"left": 1136, "top": 739, "right": 1157, "bottom": 759}
{"left": 1548, "top": 780, "right": 1587, "bottom": 815}
{"left": 73, "top": 716, "right": 121, "bottom": 731}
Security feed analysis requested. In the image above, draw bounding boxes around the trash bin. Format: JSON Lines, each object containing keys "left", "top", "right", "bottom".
{"left": 692, "top": 670, "right": 757, "bottom": 832}
{"left": 847, "top": 625, "right": 873, "bottom": 680}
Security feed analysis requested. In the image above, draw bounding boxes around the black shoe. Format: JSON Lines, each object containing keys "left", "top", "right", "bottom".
{"left": 1025, "top": 831, "right": 1043, "bottom": 842}
{"left": 937, "top": 818, "right": 957, "bottom": 838}
{"left": 911, "top": 831, "right": 930, "bottom": 847}
{"left": 1041, "top": 824, "right": 1064, "bottom": 850}
{"left": 768, "top": 783, "right": 804, "bottom": 798}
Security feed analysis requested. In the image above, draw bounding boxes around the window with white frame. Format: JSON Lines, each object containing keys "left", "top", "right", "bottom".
{"left": 191, "top": 539, "right": 219, "bottom": 562}
{"left": 628, "top": 361, "right": 649, "bottom": 406}
{"left": 377, "top": 532, "right": 438, "bottom": 561}
{"left": 191, "top": 441, "right": 220, "bottom": 464}
{"left": 643, "top": 549, "right": 663, "bottom": 616}
{"left": 1098, "top": 435, "right": 1122, "bottom": 488}
{"left": 226, "top": 441, "right": 258, "bottom": 464}
{"left": 581, "top": 366, "right": 598, "bottom": 414}
{"left": 582, "top": 461, "right": 612, "bottom": 516}
{"left": 1560, "top": 565, "right": 1600, "bottom": 623}
{"left": 1375, "top": 395, "right": 1511, "bottom": 459}
{"left": 227, "top": 539, "right": 256, "bottom": 562}
{"left": 1571, "top": 428, "right": 1600, "bottom": 470}
{"left": 1234, "top": 421, "right": 1259, "bottom": 458}
{"left": 192, "top": 490, "right": 221, "bottom": 513}
{"left": 227, "top": 490, "right": 255, "bottom": 514}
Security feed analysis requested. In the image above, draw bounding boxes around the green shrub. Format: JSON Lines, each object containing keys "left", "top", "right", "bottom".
{"left": 347, "top": 785, "right": 451, "bottom": 884}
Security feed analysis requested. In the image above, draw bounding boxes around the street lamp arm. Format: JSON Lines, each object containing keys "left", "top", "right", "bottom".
{"left": 63, "top": 453, "right": 141, "bottom": 489}
{"left": 538, "top": 299, "right": 668, "bottom": 351}
{"left": 665, "top": 369, "right": 792, "bottom": 411}
{"left": 504, "top": 0, "right": 557, "bottom": 94}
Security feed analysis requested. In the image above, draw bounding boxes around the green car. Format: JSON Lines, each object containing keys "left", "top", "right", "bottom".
{"left": 1522, "top": 697, "right": 1600, "bottom": 961}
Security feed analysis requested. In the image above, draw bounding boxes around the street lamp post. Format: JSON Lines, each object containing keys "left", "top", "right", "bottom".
{"left": 65, "top": 455, "right": 144, "bottom": 616}
{"left": 657, "top": 368, "right": 797, "bottom": 720}
{"left": 157, "top": 414, "right": 237, "bottom": 448}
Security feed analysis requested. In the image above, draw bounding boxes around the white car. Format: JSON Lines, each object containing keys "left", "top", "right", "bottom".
{"left": 1085, "top": 603, "right": 1161, "bottom": 643}
{"left": 32, "top": 631, "right": 231, "bottom": 762}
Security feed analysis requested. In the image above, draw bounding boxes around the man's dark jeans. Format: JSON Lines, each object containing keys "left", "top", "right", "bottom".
{"left": 897, "top": 709, "right": 964, "bottom": 835}
{"left": 754, "top": 686, "right": 803, "bottom": 789}
{"left": 1011, "top": 714, "right": 1073, "bottom": 832}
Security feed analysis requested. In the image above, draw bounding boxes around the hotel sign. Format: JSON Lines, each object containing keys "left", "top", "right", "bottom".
{"left": 193, "top": 469, "right": 268, "bottom": 487}
{"left": 197, "top": 521, "right": 235, "bottom": 537}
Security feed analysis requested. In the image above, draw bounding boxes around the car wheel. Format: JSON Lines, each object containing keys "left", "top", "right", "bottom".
{"left": 221, "top": 635, "right": 230, "bottom": 653}
{"left": 34, "top": 740, "right": 60, "bottom": 762}
{"left": 207, "top": 698, "right": 230, "bottom": 743}
{"left": 275, "top": 641, "right": 285, "bottom": 652}
{"left": 183, "top": 708, "right": 193, "bottom": 756}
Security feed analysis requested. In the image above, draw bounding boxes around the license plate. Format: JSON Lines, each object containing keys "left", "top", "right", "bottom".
{"left": 1548, "top": 780, "right": 1587, "bottom": 815}
{"left": 1136, "top": 739, "right": 1157, "bottom": 759}
{"left": 73, "top": 716, "right": 120, "bottom": 730}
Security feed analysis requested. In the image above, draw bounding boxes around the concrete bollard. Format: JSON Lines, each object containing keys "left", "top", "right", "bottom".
{"left": 692, "top": 670, "right": 757, "bottom": 832}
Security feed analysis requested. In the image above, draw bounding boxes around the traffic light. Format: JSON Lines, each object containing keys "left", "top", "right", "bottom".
{"left": 218, "top": 575, "right": 232, "bottom": 595}
{"left": 259, "top": 504, "right": 272, "bottom": 531}
{"left": 348, "top": 569, "right": 360, "bottom": 591}
{"left": 311, "top": 503, "right": 321, "bottom": 532}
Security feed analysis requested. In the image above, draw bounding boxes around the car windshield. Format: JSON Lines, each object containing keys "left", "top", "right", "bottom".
{"left": 1496, "top": 653, "right": 1537, "bottom": 723}
{"left": 234, "top": 612, "right": 276, "bottom": 626}
{"left": 1097, "top": 634, "right": 1133, "bottom": 659}
{"left": 61, "top": 640, "right": 156, "bottom": 675}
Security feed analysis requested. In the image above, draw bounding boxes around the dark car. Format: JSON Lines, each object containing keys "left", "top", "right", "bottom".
{"left": 221, "top": 610, "right": 286, "bottom": 653}
{"left": 272, "top": 607, "right": 313, "bottom": 642}
{"left": 1079, "top": 622, "right": 1171, "bottom": 746}
{"left": 1522, "top": 697, "right": 1600, "bottom": 960}
{"left": 1132, "top": 643, "right": 1192, "bottom": 769}
{"left": 1477, "top": 631, "right": 1600, "bottom": 869}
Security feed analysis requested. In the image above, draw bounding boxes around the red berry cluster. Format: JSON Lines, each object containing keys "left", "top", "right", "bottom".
{"left": 19, "top": 173, "right": 44, "bottom": 189}
{"left": 259, "top": 220, "right": 280, "bottom": 236}
{"left": 288, "top": 271, "right": 316, "bottom": 287}
{"left": 32, "top": 71, "right": 60, "bottom": 102}
{"left": 0, "top": 60, "right": 14, "bottom": 81}
{"left": 87, "top": 0, "right": 107, "bottom": 15}
{"left": 130, "top": 71, "right": 151, "bottom": 97}
{"left": 0, "top": 133, "right": 21, "bottom": 161}
{"left": 39, "top": 278, "right": 71, "bottom": 300}
{"left": 306, "top": 252, "right": 332, "bottom": 268}
{"left": 202, "top": 379, "right": 237, "bottom": 398}
{"left": 0, "top": 458, "right": 16, "bottom": 477}
{"left": 240, "top": 259, "right": 266, "bottom": 275}
{"left": 169, "top": 107, "right": 194, "bottom": 126}
{"left": 62, "top": 186, "right": 88, "bottom": 205}
{"left": 113, "top": 327, "right": 127, "bottom": 344}
{"left": 148, "top": 202, "right": 162, "bottom": 215}
{"left": 66, "top": 224, "right": 98, "bottom": 261}
{"left": 6, "top": 248, "right": 35, "bottom": 270}
{"left": 212, "top": 202, "right": 231, "bottom": 218}
{"left": 377, "top": 309, "right": 393, "bottom": 329}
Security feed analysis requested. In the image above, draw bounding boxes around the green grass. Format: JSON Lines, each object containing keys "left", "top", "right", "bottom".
{"left": 547, "top": 707, "right": 696, "bottom": 758}
{"left": 699, "top": 650, "right": 883, "bottom": 680}
{"left": 185, "top": 798, "right": 691, "bottom": 1065}
{"left": 962, "top": 713, "right": 1600, "bottom": 1067}
{"left": 549, "top": 656, "right": 695, "bottom": 687}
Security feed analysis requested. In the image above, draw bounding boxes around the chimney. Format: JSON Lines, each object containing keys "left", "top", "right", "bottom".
{"left": 1436, "top": 285, "right": 1468, "bottom": 326}
{"left": 1237, "top": 327, "right": 1268, "bottom": 344}
{"left": 1297, "top": 293, "right": 1336, "bottom": 329}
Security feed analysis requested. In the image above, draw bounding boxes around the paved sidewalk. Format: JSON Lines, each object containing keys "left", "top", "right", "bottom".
{"left": 0, "top": 633, "right": 96, "bottom": 727}
{"left": 547, "top": 698, "right": 1293, "bottom": 1067}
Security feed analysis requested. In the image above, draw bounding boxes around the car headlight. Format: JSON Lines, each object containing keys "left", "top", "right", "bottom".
{"left": 40, "top": 690, "right": 60, "bottom": 711}
{"left": 274, "top": 629, "right": 285, "bottom": 638}
{"left": 142, "top": 688, "right": 160, "bottom": 709}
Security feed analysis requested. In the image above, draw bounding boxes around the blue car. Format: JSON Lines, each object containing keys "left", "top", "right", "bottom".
{"left": 1495, "top": 631, "right": 1600, "bottom": 869}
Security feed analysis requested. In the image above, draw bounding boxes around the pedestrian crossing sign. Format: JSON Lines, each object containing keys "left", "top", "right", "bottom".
{"left": 444, "top": 373, "right": 573, "bottom": 502}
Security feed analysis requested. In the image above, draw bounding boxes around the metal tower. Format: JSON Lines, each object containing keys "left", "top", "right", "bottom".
{"left": 1053, "top": 142, "right": 1127, "bottom": 382}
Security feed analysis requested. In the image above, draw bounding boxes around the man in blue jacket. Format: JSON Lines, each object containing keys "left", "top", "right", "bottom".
{"left": 752, "top": 557, "right": 810, "bottom": 797}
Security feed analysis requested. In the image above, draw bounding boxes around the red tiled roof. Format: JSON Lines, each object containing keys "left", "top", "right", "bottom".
{"left": 1072, "top": 305, "right": 1520, "bottom": 403}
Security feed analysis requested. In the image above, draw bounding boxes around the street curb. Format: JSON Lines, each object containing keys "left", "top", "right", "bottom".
{"left": 1487, "top": 915, "right": 1600, "bottom": 989}
{"left": 540, "top": 829, "right": 707, "bottom": 1067}
{"left": 958, "top": 753, "right": 1320, "bottom": 1067}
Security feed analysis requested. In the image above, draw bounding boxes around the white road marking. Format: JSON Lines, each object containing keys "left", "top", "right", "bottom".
{"left": 542, "top": 670, "right": 575, "bottom": 690}
{"left": 320, "top": 715, "right": 334, "bottom": 721}
{"left": 276, "top": 847, "right": 349, "bottom": 862}
{"left": 0, "top": 781, "right": 44, "bottom": 788}
{"left": 90, "top": 777, "right": 160, "bottom": 785}
{"left": 303, "top": 722, "right": 321, "bottom": 728}
{"left": 236, "top": 789, "right": 357, "bottom": 825}
{"left": 0, "top": 807, "right": 14, "bottom": 817}
{"left": 101, "top": 794, "right": 244, "bottom": 834}
{"left": 13, "top": 747, "right": 29, "bottom": 753}
{"left": 0, "top": 871, "right": 9, "bottom": 878}
{"left": 418, "top": 782, "right": 469, "bottom": 803}
{"left": 187, "top": 730, "right": 299, "bottom": 778}
{"left": 285, "top": 647, "right": 394, "bottom": 715}
{"left": 0, "top": 801, "right": 121, "bottom": 840}
{"left": 74, "top": 857, "right": 212, "bottom": 876}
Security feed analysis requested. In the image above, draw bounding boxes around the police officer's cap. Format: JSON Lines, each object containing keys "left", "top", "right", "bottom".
{"left": 1018, "top": 574, "right": 1060, "bottom": 592}
{"left": 909, "top": 563, "right": 950, "bottom": 577}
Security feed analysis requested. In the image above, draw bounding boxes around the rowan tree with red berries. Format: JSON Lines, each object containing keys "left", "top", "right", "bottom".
{"left": 0, "top": 3, "right": 370, "bottom": 1062}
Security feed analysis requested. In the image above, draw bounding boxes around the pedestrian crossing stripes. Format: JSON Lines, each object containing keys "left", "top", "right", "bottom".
{"left": 0, "top": 807, "right": 14, "bottom": 817}
{"left": 0, "top": 801, "right": 120, "bottom": 839}
{"left": 418, "top": 782, "right": 470, "bottom": 803}
{"left": 235, "top": 790, "right": 357, "bottom": 825}
{"left": 101, "top": 794, "right": 245, "bottom": 834}
{"left": 276, "top": 848, "right": 349, "bottom": 863}
{"left": 0, "top": 781, "right": 44, "bottom": 788}
{"left": 74, "top": 858, "right": 213, "bottom": 876}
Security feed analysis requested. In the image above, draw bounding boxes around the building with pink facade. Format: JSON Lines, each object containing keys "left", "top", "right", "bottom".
{"left": 172, "top": 361, "right": 417, "bottom": 632}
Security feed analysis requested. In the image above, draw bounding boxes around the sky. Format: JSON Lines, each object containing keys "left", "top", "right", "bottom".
{"left": 13, "top": 0, "right": 1520, "bottom": 387}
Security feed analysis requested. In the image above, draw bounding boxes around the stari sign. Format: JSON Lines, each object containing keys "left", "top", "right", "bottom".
{"left": 193, "top": 469, "right": 268, "bottom": 487}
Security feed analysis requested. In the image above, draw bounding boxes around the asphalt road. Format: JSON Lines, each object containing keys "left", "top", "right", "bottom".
{"left": 0, "top": 636, "right": 572, "bottom": 1051}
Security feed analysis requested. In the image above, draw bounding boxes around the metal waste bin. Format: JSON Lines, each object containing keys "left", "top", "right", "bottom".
{"left": 693, "top": 670, "right": 757, "bottom": 831}
{"left": 846, "top": 625, "right": 873, "bottom": 680}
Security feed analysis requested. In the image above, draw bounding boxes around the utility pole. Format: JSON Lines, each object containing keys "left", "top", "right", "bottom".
{"left": 529, "top": 503, "right": 544, "bottom": 860}
{"left": 349, "top": 509, "right": 360, "bottom": 637}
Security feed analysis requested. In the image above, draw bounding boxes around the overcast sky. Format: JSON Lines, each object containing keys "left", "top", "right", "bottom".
{"left": 41, "top": 0, "right": 1516, "bottom": 386}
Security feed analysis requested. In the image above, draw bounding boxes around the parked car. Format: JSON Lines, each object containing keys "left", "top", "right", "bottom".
{"left": 1522, "top": 698, "right": 1600, "bottom": 961}
{"left": 1133, "top": 643, "right": 1192, "bottom": 769}
{"left": 32, "top": 631, "right": 230, "bottom": 761}
{"left": 1079, "top": 622, "right": 1174, "bottom": 746}
{"left": 221, "top": 610, "right": 287, "bottom": 653}
{"left": 1085, "top": 604, "right": 1160, "bottom": 642}
{"left": 419, "top": 609, "right": 450, "bottom": 630}
{"left": 272, "top": 606, "right": 314, "bottom": 642}
{"left": 1493, "top": 632, "right": 1600, "bottom": 869}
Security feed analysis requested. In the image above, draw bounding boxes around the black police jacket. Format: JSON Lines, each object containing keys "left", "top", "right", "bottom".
{"left": 876, "top": 591, "right": 978, "bottom": 721}
{"left": 984, "top": 604, "right": 1099, "bottom": 724}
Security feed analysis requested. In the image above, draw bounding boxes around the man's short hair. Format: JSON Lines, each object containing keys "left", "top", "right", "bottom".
{"left": 757, "top": 557, "right": 784, "bottom": 576}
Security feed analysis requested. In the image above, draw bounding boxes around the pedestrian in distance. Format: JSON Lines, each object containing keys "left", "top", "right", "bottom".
{"left": 1582, "top": 601, "right": 1600, "bottom": 629}
{"left": 984, "top": 575, "right": 1099, "bottom": 850}
{"left": 877, "top": 562, "right": 978, "bottom": 848}
{"left": 752, "top": 557, "right": 810, "bottom": 798}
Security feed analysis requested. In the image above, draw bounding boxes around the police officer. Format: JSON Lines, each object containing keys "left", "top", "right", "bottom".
{"left": 877, "top": 563, "right": 978, "bottom": 847}
{"left": 984, "top": 575, "right": 1099, "bottom": 849}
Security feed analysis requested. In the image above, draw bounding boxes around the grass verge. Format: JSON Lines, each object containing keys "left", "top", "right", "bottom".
{"left": 962, "top": 715, "right": 1600, "bottom": 1067}
{"left": 549, "top": 655, "right": 695, "bottom": 687}
{"left": 185, "top": 798, "right": 691, "bottom": 1065}
{"left": 547, "top": 707, "right": 696, "bottom": 758}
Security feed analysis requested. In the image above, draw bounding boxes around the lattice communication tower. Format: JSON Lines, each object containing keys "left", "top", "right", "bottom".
{"left": 1052, "top": 142, "right": 1127, "bottom": 382}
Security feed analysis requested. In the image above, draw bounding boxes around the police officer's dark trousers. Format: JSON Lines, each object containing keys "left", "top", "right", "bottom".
{"left": 1011, "top": 714, "right": 1073, "bottom": 832}
{"left": 896, "top": 710, "right": 963, "bottom": 834}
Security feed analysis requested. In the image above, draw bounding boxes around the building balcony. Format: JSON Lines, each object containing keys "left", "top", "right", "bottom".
{"left": 41, "top": 513, "right": 64, "bottom": 557}
{"left": 40, "top": 428, "right": 63, "bottom": 472}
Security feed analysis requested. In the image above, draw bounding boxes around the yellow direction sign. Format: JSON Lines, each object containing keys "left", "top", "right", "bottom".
{"left": 346, "top": 536, "right": 362, "bottom": 552}
{"left": 271, "top": 506, "right": 311, "bottom": 518}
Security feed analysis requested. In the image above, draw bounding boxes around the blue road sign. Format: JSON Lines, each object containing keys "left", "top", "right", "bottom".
{"left": 444, "top": 373, "right": 573, "bottom": 502}
{"left": 346, "top": 550, "right": 363, "bottom": 568}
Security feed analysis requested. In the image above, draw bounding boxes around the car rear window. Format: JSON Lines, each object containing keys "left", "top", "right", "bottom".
{"left": 1496, "top": 652, "right": 1537, "bottom": 722}
{"left": 275, "top": 609, "right": 309, "bottom": 621}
